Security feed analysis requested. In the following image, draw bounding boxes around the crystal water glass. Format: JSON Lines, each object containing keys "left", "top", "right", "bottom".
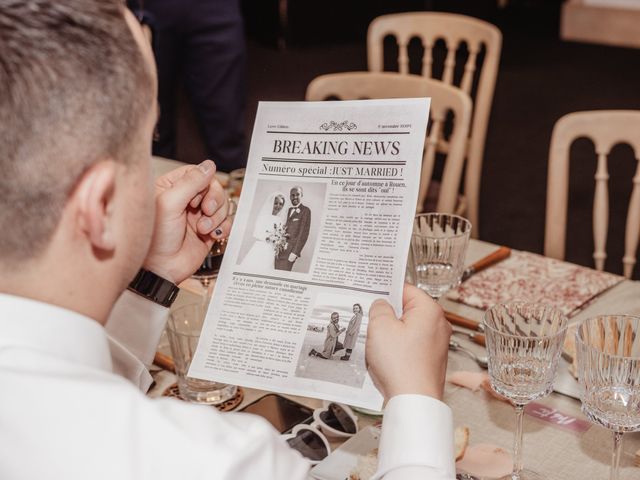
{"left": 483, "top": 303, "right": 568, "bottom": 480}
{"left": 167, "top": 303, "right": 237, "bottom": 405}
{"left": 410, "top": 213, "right": 471, "bottom": 300}
{"left": 576, "top": 315, "right": 640, "bottom": 480}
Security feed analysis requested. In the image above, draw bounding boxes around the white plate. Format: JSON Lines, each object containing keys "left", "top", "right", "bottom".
{"left": 310, "top": 426, "right": 381, "bottom": 480}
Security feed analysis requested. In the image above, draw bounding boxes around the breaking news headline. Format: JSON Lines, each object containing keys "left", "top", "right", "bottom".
{"left": 272, "top": 139, "right": 400, "bottom": 156}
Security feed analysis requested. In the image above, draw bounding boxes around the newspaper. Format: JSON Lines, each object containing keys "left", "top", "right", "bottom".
{"left": 189, "top": 99, "right": 430, "bottom": 410}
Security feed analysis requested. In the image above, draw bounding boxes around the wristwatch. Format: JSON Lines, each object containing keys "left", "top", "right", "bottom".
{"left": 127, "top": 268, "right": 180, "bottom": 308}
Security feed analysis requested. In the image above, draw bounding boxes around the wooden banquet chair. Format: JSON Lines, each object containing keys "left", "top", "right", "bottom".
{"left": 545, "top": 110, "right": 640, "bottom": 278}
{"left": 305, "top": 71, "right": 472, "bottom": 214}
{"left": 368, "top": 12, "right": 502, "bottom": 237}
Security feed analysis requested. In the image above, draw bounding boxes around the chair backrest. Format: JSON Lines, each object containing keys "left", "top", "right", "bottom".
{"left": 545, "top": 110, "right": 640, "bottom": 278}
{"left": 305, "top": 71, "right": 472, "bottom": 213}
{"left": 367, "top": 12, "right": 501, "bottom": 236}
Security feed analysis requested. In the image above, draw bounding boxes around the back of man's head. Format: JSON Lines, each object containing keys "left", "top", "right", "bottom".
{"left": 0, "top": 0, "right": 154, "bottom": 265}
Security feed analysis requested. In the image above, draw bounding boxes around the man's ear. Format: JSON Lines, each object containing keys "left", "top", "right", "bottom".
{"left": 72, "top": 160, "right": 118, "bottom": 252}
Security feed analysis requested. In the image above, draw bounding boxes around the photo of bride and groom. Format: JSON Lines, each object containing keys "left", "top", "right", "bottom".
{"left": 238, "top": 181, "right": 324, "bottom": 274}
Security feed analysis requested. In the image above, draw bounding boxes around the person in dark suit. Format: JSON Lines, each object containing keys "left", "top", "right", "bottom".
{"left": 275, "top": 186, "right": 311, "bottom": 271}
{"left": 128, "top": 0, "right": 247, "bottom": 172}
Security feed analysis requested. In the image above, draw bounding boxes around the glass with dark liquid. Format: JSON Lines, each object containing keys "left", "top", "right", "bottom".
{"left": 192, "top": 239, "right": 227, "bottom": 287}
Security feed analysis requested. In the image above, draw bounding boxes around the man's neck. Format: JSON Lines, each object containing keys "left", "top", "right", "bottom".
{"left": 0, "top": 254, "right": 121, "bottom": 325}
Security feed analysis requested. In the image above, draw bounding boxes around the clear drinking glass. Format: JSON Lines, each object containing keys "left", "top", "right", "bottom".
{"left": 166, "top": 303, "right": 237, "bottom": 405}
{"left": 411, "top": 213, "right": 471, "bottom": 300}
{"left": 576, "top": 315, "right": 640, "bottom": 480}
{"left": 483, "top": 303, "right": 568, "bottom": 480}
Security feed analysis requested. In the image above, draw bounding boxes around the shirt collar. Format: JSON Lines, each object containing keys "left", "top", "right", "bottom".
{"left": 0, "top": 293, "right": 113, "bottom": 372}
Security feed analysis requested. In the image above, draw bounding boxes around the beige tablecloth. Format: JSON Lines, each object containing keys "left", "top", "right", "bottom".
{"left": 162, "top": 239, "right": 640, "bottom": 479}
{"left": 441, "top": 240, "right": 640, "bottom": 479}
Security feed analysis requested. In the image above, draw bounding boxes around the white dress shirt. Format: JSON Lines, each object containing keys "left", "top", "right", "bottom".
{"left": 0, "top": 291, "right": 454, "bottom": 480}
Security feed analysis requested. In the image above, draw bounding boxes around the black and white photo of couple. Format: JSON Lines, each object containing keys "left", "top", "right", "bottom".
{"left": 237, "top": 180, "right": 325, "bottom": 274}
{"left": 308, "top": 304, "right": 363, "bottom": 361}
{"left": 295, "top": 294, "right": 368, "bottom": 388}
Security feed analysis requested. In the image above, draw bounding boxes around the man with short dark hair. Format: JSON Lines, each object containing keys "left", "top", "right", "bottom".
{"left": 0, "top": 2, "right": 455, "bottom": 479}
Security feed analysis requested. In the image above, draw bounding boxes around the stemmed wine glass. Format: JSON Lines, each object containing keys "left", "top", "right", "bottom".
{"left": 483, "top": 303, "right": 568, "bottom": 480}
{"left": 410, "top": 213, "right": 471, "bottom": 300}
{"left": 575, "top": 315, "right": 640, "bottom": 480}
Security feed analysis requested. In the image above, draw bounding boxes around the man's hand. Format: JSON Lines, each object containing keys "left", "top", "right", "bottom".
{"left": 366, "top": 284, "right": 451, "bottom": 401}
{"left": 288, "top": 253, "right": 298, "bottom": 262}
{"left": 143, "top": 160, "right": 231, "bottom": 284}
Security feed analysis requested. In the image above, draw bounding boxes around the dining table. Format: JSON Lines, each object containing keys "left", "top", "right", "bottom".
{"left": 147, "top": 239, "right": 640, "bottom": 479}
{"left": 439, "top": 239, "right": 640, "bottom": 480}
{"left": 150, "top": 158, "right": 640, "bottom": 478}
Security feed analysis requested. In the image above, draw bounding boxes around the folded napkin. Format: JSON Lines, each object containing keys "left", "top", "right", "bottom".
{"left": 447, "top": 250, "right": 623, "bottom": 317}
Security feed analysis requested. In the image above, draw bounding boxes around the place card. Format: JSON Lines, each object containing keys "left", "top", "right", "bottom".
{"left": 525, "top": 402, "right": 591, "bottom": 434}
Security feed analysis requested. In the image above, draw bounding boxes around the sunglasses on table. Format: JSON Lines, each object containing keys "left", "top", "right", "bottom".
{"left": 282, "top": 402, "right": 359, "bottom": 464}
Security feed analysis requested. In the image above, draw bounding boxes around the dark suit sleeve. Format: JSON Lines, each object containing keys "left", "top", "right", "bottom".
{"left": 292, "top": 206, "right": 311, "bottom": 257}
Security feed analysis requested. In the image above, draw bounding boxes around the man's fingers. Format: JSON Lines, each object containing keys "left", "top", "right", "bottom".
{"left": 402, "top": 283, "right": 424, "bottom": 305}
{"left": 401, "top": 284, "right": 443, "bottom": 321}
{"left": 195, "top": 215, "right": 232, "bottom": 240}
{"left": 402, "top": 283, "right": 439, "bottom": 313}
{"left": 209, "top": 217, "right": 232, "bottom": 240}
{"left": 155, "top": 164, "right": 192, "bottom": 189}
{"left": 156, "top": 159, "right": 215, "bottom": 188}
{"left": 369, "top": 298, "right": 398, "bottom": 324}
{"left": 200, "top": 180, "right": 227, "bottom": 217}
{"left": 196, "top": 205, "right": 229, "bottom": 235}
{"left": 157, "top": 160, "right": 216, "bottom": 213}
{"left": 189, "top": 193, "right": 204, "bottom": 209}
{"left": 369, "top": 287, "right": 441, "bottom": 330}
